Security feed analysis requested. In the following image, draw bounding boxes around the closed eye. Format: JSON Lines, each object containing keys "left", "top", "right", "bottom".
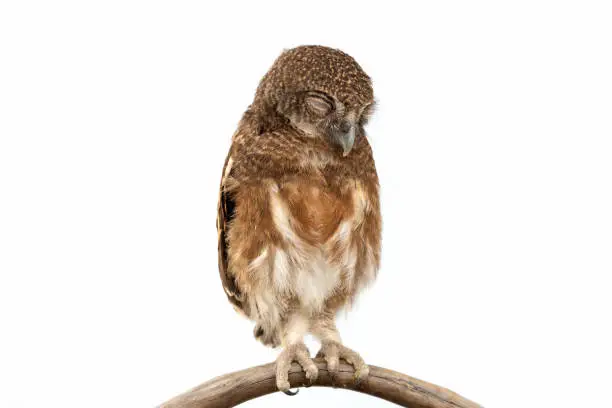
{"left": 359, "top": 102, "right": 376, "bottom": 126}
{"left": 305, "top": 92, "right": 334, "bottom": 116}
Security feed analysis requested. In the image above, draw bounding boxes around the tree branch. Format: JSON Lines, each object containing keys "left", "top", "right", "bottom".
{"left": 159, "top": 359, "right": 482, "bottom": 408}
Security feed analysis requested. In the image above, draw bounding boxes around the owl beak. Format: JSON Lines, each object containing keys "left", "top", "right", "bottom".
{"left": 338, "top": 125, "right": 356, "bottom": 157}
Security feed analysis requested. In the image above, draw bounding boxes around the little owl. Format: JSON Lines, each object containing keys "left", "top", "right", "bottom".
{"left": 216, "top": 45, "right": 381, "bottom": 393}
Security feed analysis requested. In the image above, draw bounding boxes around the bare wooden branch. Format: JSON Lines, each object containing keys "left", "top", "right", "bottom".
{"left": 160, "top": 358, "right": 482, "bottom": 408}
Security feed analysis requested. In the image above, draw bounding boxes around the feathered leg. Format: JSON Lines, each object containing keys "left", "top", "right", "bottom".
{"left": 275, "top": 312, "right": 318, "bottom": 394}
{"left": 311, "top": 311, "right": 369, "bottom": 386}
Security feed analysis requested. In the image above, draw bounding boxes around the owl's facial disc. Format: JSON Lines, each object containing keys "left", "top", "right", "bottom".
{"left": 283, "top": 91, "right": 368, "bottom": 156}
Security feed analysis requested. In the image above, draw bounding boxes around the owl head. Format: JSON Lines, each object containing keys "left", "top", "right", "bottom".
{"left": 250, "top": 45, "right": 375, "bottom": 156}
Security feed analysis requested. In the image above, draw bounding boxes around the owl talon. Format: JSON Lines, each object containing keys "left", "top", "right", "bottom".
{"left": 317, "top": 340, "right": 369, "bottom": 387}
{"left": 304, "top": 364, "right": 318, "bottom": 388}
{"left": 354, "top": 364, "right": 369, "bottom": 387}
{"left": 283, "top": 388, "right": 299, "bottom": 396}
{"left": 276, "top": 342, "right": 318, "bottom": 393}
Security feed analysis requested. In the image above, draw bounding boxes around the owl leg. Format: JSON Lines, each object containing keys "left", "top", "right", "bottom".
{"left": 275, "top": 312, "right": 318, "bottom": 394}
{"left": 311, "top": 313, "right": 369, "bottom": 386}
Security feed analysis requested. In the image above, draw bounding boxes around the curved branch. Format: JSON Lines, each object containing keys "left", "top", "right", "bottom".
{"left": 159, "top": 359, "right": 482, "bottom": 408}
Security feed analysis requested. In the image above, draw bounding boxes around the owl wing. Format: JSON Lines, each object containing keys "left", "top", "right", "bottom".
{"left": 216, "top": 151, "right": 245, "bottom": 312}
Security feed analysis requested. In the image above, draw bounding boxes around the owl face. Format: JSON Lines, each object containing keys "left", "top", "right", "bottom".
{"left": 280, "top": 90, "right": 375, "bottom": 156}
{"left": 252, "top": 45, "right": 375, "bottom": 156}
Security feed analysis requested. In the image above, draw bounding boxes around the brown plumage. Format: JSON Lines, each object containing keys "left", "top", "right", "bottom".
{"left": 217, "top": 45, "right": 381, "bottom": 392}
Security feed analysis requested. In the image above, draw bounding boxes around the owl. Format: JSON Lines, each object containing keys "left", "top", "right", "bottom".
{"left": 217, "top": 45, "right": 381, "bottom": 393}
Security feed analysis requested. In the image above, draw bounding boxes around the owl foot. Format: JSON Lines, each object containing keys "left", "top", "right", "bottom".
{"left": 276, "top": 342, "right": 318, "bottom": 395}
{"left": 316, "top": 340, "right": 369, "bottom": 387}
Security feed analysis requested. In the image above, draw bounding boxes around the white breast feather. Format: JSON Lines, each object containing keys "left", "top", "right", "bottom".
{"left": 267, "top": 185, "right": 361, "bottom": 312}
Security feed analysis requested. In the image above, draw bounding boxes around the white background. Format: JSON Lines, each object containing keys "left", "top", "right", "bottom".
{"left": 1, "top": 1, "right": 611, "bottom": 407}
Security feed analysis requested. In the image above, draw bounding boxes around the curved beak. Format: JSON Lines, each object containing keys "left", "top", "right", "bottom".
{"left": 337, "top": 125, "right": 356, "bottom": 157}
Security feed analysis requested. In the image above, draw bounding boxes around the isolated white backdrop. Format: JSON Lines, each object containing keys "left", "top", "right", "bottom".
{"left": 1, "top": 1, "right": 611, "bottom": 407}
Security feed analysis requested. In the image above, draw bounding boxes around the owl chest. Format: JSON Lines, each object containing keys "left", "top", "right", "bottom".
{"left": 267, "top": 179, "right": 370, "bottom": 310}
